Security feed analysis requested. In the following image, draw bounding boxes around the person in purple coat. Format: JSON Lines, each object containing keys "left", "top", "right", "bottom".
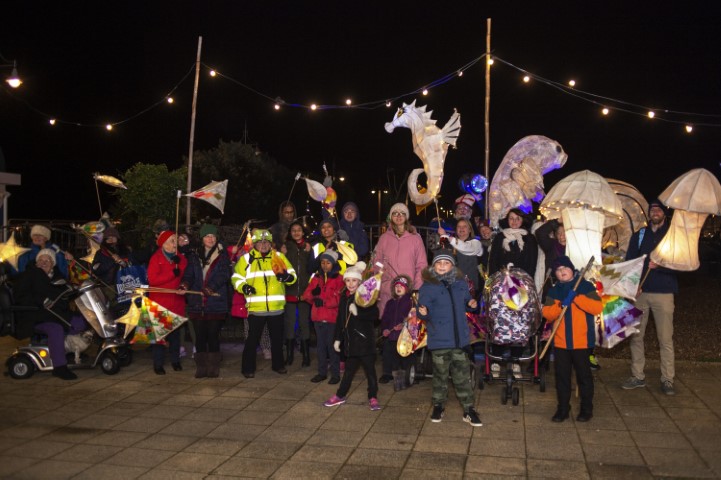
{"left": 378, "top": 275, "right": 413, "bottom": 385}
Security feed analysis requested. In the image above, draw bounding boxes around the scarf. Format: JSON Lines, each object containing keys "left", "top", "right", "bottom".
{"left": 501, "top": 228, "right": 527, "bottom": 252}
{"left": 202, "top": 244, "right": 220, "bottom": 278}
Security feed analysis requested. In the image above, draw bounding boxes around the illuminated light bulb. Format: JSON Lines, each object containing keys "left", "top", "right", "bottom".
{"left": 422, "top": 89, "right": 428, "bottom": 96}
{"left": 602, "top": 108, "right": 609, "bottom": 115}
{"left": 345, "top": 98, "right": 352, "bottom": 106}
{"left": 685, "top": 125, "right": 693, "bottom": 133}
{"left": 48, "top": 119, "right": 56, "bottom": 125}
{"left": 568, "top": 79, "right": 576, "bottom": 87}
{"left": 487, "top": 58, "right": 494, "bottom": 65}
{"left": 106, "top": 124, "right": 113, "bottom": 131}
{"left": 647, "top": 111, "right": 655, "bottom": 119}
{"left": 209, "top": 70, "right": 217, "bottom": 77}
{"left": 274, "top": 103, "right": 280, "bottom": 110}
{"left": 458, "top": 70, "right": 463, "bottom": 77}
{"left": 523, "top": 75, "right": 530, "bottom": 83}
{"left": 385, "top": 100, "right": 391, "bottom": 107}
{"left": 310, "top": 104, "right": 317, "bottom": 110}
{"left": 167, "top": 97, "right": 174, "bottom": 104}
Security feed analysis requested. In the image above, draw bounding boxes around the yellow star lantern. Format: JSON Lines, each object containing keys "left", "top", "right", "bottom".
{"left": 0, "top": 232, "right": 31, "bottom": 271}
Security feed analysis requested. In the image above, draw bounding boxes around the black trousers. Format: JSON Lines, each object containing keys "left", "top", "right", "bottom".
{"left": 554, "top": 347, "right": 594, "bottom": 414}
{"left": 336, "top": 354, "right": 378, "bottom": 400}
{"left": 242, "top": 313, "right": 285, "bottom": 373}
{"left": 192, "top": 318, "right": 223, "bottom": 353}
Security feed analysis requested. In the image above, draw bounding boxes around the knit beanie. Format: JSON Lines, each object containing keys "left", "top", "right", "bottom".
{"left": 30, "top": 225, "right": 51, "bottom": 240}
{"left": 318, "top": 249, "right": 339, "bottom": 265}
{"left": 156, "top": 230, "right": 175, "bottom": 247}
{"left": 432, "top": 248, "right": 456, "bottom": 266}
{"left": 318, "top": 218, "right": 337, "bottom": 231}
{"left": 104, "top": 227, "right": 120, "bottom": 240}
{"left": 389, "top": 202, "right": 410, "bottom": 218}
{"left": 552, "top": 255, "right": 575, "bottom": 272}
{"left": 36, "top": 248, "right": 57, "bottom": 267}
{"left": 343, "top": 261, "right": 366, "bottom": 281}
{"left": 199, "top": 224, "right": 218, "bottom": 238}
{"left": 341, "top": 202, "right": 359, "bottom": 215}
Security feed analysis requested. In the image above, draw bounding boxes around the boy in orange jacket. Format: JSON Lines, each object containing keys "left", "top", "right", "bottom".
{"left": 542, "top": 256, "right": 602, "bottom": 423}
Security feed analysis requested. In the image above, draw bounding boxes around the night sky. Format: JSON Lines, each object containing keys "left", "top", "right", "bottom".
{"left": 1, "top": 2, "right": 720, "bottom": 225}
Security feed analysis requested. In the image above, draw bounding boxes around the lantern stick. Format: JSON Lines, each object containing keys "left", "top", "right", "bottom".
{"left": 94, "top": 178, "right": 103, "bottom": 217}
{"left": 539, "top": 256, "right": 595, "bottom": 360}
{"left": 174, "top": 190, "right": 181, "bottom": 236}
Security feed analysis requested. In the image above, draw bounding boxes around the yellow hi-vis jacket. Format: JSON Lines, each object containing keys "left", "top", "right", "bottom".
{"left": 231, "top": 249, "right": 297, "bottom": 313}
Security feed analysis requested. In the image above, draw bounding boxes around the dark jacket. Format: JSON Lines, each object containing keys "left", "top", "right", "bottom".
{"left": 91, "top": 242, "right": 135, "bottom": 285}
{"left": 535, "top": 220, "right": 565, "bottom": 277}
{"left": 488, "top": 229, "right": 538, "bottom": 278}
{"left": 417, "top": 267, "right": 473, "bottom": 350}
{"left": 339, "top": 202, "right": 370, "bottom": 259}
{"left": 380, "top": 293, "right": 412, "bottom": 341}
{"left": 182, "top": 244, "right": 232, "bottom": 318}
{"left": 626, "top": 222, "right": 678, "bottom": 294}
{"left": 283, "top": 239, "right": 311, "bottom": 301}
{"left": 12, "top": 265, "right": 71, "bottom": 338}
{"left": 334, "top": 290, "right": 378, "bottom": 356}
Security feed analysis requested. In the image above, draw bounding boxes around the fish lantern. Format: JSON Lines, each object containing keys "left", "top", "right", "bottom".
{"left": 651, "top": 168, "right": 721, "bottom": 271}
{"left": 488, "top": 135, "right": 568, "bottom": 227}
{"left": 540, "top": 170, "right": 623, "bottom": 269}
{"left": 602, "top": 179, "right": 649, "bottom": 255}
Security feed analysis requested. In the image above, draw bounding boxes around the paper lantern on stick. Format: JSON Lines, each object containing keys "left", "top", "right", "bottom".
{"left": 651, "top": 168, "right": 721, "bottom": 271}
{"left": 303, "top": 177, "right": 327, "bottom": 202}
{"left": 540, "top": 170, "right": 622, "bottom": 269}
{"left": 322, "top": 187, "right": 337, "bottom": 216}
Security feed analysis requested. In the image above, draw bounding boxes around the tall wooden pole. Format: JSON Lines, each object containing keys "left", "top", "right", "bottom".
{"left": 185, "top": 36, "right": 203, "bottom": 228}
{"left": 484, "top": 19, "right": 491, "bottom": 220}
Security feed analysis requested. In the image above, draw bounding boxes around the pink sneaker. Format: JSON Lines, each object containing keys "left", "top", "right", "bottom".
{"left": 369, "top": 397, "right": 381, "bottom": 411}
{"left": 324, "top": 395, "right": 346, "bottom": 407}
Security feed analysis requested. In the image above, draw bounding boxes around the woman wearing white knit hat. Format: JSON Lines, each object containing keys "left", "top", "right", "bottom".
{"left": 372, "top": 203, "right": 428, "bottom": 316}
{"left": 16, "top": 224, "right": 73, "bottom": 279}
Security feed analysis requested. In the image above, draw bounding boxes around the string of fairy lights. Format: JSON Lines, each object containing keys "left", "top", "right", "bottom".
{"left": 2, "top": 52, "right": 720, "bottom": 133}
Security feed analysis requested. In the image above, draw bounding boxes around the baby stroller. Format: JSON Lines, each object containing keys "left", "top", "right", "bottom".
{"left": 5, "top": 279, "right": 132, "bottom": 379}
{"left": 481, "top": 266, "right": 546, "bottom": 405}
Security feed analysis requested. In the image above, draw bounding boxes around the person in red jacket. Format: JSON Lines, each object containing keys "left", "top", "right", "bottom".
{"left": 147, "top": 230, "right": 188, "bottom": 375}
{"left": 303, "top": 249, "right": 344, "bottom": 384}
{"left": 542, "top": 256, "right": 603, "bottom": 423}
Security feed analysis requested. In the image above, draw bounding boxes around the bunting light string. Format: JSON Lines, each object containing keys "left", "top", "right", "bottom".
{"left": 2, "top": 50, "right": 720, "bottom": 132}
{"left": 0, "top": 63, "right": 196, "bottom": 129}
{"left": 492, "top": 57, "right": 721, "bottom": 128}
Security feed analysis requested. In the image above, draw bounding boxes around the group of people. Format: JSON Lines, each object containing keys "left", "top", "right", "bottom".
{"left": 6, "top": 193, "right": 678, "bottom": 425}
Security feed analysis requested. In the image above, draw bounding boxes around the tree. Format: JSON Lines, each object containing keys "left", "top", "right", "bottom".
{"left": 113, "top": 162, "right": 187, "bottom": 233}
{"left": 190, "top": 140, "right": 295, "bottom": 224}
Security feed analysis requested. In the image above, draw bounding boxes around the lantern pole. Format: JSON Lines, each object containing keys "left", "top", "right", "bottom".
{"left": 185, "top": 36, "right": 202, "bottom": 229}
{"left": 484, "top": 18, "right": 491, "bottom": 220}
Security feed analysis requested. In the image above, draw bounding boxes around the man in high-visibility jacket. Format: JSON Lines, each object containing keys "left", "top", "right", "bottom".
{"left": 232, "top": 229, "right": 296, "bottom": 377}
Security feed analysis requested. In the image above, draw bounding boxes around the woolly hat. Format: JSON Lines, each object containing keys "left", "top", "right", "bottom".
{"left": 156, "top": 230, "right": 175, "bottom": 247}
{"left": 318, "top": 249, "right": 339, "bottom": 264}
{"left": 432, "top": 248, "right": 456, "bottom": 266}
{"left": 343, "top": 261, "right": 366, "bottom": 281}
{"left": 392, "top": 275, "right": 410, "bottom": 289}
{"left": 389, "top": 202, "right": 409, "bottom": 218}
{"left": 199, "top": 224, "right": 218, "bottom": 238}
{"left": 30, "top": 225, "right": 51, "bottom": 240}
{"left": 553, "top": 255, "right": 575, "bottom": 272}
{"left": 455, "top": 194, "right": 475, "bottom": 208}
{"left": 36, "top": 248, "right": 57, "bottom": 267}
{"left": 152, "top": 219, "right": 170, "bottom": 234}
{"left": 648, "top": 198, "right": 669, "bottom": 213}
{"left": 318, "top": 218, "right": 337, "bottom": 231}
{"left": 104, "top": 227, "right": 120, "bottom": 240}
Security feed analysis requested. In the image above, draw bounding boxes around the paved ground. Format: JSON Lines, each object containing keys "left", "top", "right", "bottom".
{"left": 1, "top": 336, "right": 720, "bottom": 479}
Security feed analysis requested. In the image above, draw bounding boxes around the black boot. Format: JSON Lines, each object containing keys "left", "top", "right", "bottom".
{"left": 194, "top": 352, "right": 208, "bottom": 378}
{"left": 285, "top": 340, "right": 295, "bottom": 366}
{"left": 300, "top": 339, "right": 311, "bottom": 367}
{"left": 52, "top": 365, "right": 77, "bottom": 380}
{"left": 576, "top": 407, "right": 593, "bottom": 422}
{"left": 552, "top": 406, "right": 569, "bottom": 422}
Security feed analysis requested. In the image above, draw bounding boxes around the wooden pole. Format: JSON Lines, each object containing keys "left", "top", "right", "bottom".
{"left": 484, "top": 18, "right": 491, "bottom": 220}
{"left": 185, "top": 36, "right": 203, "bottom": 228}
{"left": 94, "top": 178, "right": 103, "bottom": 217}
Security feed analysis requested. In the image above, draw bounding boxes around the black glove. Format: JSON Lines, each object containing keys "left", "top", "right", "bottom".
{"left": 313, "top": 298, "right": 324, "bottom": 307}
{"left": 276, "top": 272, "right": 293, "bottom": 283}
{"left": 311, "top": 285, "right": 321, "bottom": 296}
{"left": 242, "top": 284, "right": 256, "bottom": 295}
{"left": 173, "top": 267, "right": 181, "bottom": 277}
{"left": 171, "top": 255, "right": 181, "bottom": 264}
